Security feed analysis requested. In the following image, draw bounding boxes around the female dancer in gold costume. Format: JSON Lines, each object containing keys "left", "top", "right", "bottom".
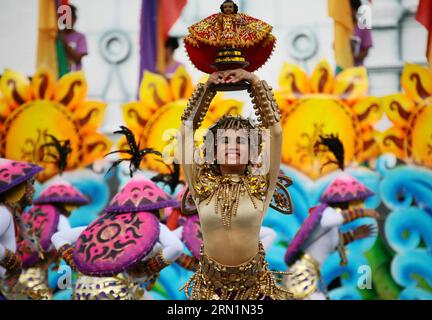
{"left": 179, "top": 68, "right": 291, "bottom": 300}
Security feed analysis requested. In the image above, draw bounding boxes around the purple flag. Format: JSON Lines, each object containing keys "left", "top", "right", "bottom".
{"left": 138, "top": 0, "right": 158, "bottom": 86}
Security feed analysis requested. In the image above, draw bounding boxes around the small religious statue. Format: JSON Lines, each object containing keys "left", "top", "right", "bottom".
{"left": 184, "top": 0, "right": 276, "bottom": 90}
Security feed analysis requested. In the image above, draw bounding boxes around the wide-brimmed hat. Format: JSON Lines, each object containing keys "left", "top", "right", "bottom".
{"left": 0, "top": 158, "right": 43, "bottom": 195}
{"left": 105, "top": 175, "right": 178, "bottom": 214}
{"left": 33, "top": 180, "right": 89, "bottom": 205}
{"left": 320, "top": 173, "right": 374, "bottom": 204}
{"left": 73, "top": 211, "right": 160, "bottom": 276}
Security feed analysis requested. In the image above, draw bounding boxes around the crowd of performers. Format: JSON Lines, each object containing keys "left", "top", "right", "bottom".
{"left": 0, "top": 67, "right": 380, "bottom": 300}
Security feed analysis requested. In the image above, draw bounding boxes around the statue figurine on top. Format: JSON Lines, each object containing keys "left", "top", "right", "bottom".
{"left": 184, "top": 0, "right": 276, "bottom": 89}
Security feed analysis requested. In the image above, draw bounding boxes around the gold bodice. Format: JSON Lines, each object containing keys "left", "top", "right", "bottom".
{"left": 193, "top": 167, "right": 268, "bottom": 265}
{"left": 198, "top": 191, "right": 263, "bottom": 266}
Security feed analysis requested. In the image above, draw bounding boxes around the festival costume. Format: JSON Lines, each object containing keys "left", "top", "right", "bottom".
{"left": 283, "top": 166, "right": 377, "bottom": 299}
{"left": 0, "top": 158, "right": 43, "bottom": 299}
{"left": 33, "top": 180, "right": 89, "bottom": 206}
{"left": 179, "top": 74, "right": 293, "bottom": 300}
{"left": 54, "top": 175, "right": 183, "bottom": 300}
{"left": 11, "top": 180, "right": 89, "bottom": 300}
{"left": 183, "top": 241, "right": 286, "bottom": 300}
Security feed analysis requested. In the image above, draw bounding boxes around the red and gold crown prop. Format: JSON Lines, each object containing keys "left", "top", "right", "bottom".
{"left": 184, "top": 12, "right": 276, "bottom": 74}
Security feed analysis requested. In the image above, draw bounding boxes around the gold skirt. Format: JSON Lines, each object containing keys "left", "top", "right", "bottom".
{"left": 73, "top": 273, "right": 145, "bottom": 300}
{"left": 1, "top": 267, "right": 52, "bottom": 300}
{"left": 283, "top": 253, "right": 326, "bottom": 300}
{"left": 181, "top": 242, "right": 291, "bottom": 300}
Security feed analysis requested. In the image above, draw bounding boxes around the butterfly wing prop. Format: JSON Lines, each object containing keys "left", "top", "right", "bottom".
{"left": 270, "top": 175, "right": 294, "bottom": 214}
{"left": 181, "top": 187, "right": 198, "bottom": 216}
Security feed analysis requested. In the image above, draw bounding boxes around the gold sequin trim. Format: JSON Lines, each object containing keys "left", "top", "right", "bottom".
{"left": 181, "top": 242, "right": 292, "bottom": 300}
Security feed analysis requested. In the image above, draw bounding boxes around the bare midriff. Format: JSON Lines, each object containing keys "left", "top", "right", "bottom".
{"left": 198, "top": 194, "right": 264, "bottom": 266}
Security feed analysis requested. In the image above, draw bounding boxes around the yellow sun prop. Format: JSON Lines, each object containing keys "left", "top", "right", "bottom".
{"left": 378, "top": 63, "right": 432, "bottom": 168}
{"left": 121, "top": 66, "right": 243, "bottom": 173}
{"left": 0, "top": 68, "right": 112, "bottom": 182}
{"left": 275, "top": 60, "right": 383, "bottom": 179}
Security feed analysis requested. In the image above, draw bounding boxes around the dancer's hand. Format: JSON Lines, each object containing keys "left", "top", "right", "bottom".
{"left": 207, "top": 69, "right": 259, "bottom": 85}
{"left": 223, "top": 68, "right": 259, "bottom": 84}
{"left": 207, "top": 71, "right": 228, "bottom": 85}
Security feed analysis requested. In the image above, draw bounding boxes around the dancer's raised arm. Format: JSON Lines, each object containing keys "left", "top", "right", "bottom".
{"left": 179, "top": 75, "right": 217, "bottom": 197}
{"left": 246, "top": 71, "right": 282, "bottom": 212}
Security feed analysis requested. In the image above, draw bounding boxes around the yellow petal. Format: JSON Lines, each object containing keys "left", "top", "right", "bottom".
{"left": 37, "top": 164, "right": 60, "bottom": 183}
{"left": 357, "top": 128, "right": 382, "bottom": 162}
{"left": 401, "top": 63, "right": 432, "bottom": 104}
{"left": 139, "top": 71, "right": 172, "bottom": 109}
{"left": 141, "top": 153, "right": 172, "bottom": 174}
{"left": 140, "top": 100, "right": 186, "bottom": 173}
{"left": 310, "top": 60, "right": 334, "bottom": 94}
{"left": 122, "top": 101, "right": 156, "bottom": 134}
{"left": 353, "top": 97, "right": 382, "bottom": 127}
{"left": 80, "top": 132, "right": 113, "bottom": 167}
{"left": 274, "top": 90, "right": 293, "bottom": 115}
{"left": 381, "top": 94, "right": 415, "bottom": 128}
{"left": 170, "top": 66, "right": 193, "bottom": 100}
{"left": 112, "top": 136, "right": 133, "bottom": 160}
{"left": 408, "top": 104, "right": 432, "bottom": 168}
{"left": 0, "top": 69, "right": 32, "bottom": 109}
{"left": 107, "top": 136, "right": 138, "bottom": 164}
{"left": 280, "top": 96, "right": 359, "bottom": 179}
{"left": 211, "top": 91, "right": 225, "bottom": 105}
{"left": 53, "top": 71, "right": 88, "bottom": 111}
{"left": 198, "top": 75, "right": 209, "bottom": 84}
{"left": 334, "top": 67, "right": 368, "bottom": 102}
{"left": 278, "top": 63, "right": 310, "bottom": 96}
{"left": 73, "top": 101, "right": 107, "bottom": 135}
{"left": 205, "top": 99, "right": 244, "bottom": 123}
{"left": 32, "top": 68, "right": 55, "bottom": 100}
{"left": 376, "top": 127, "right": 406, "bottom": 159}
{"left": 423, "top": 96, "right": 432, "bottom": 107}
{"left": 0, "top": 99, "right": 11, "bottom": 125}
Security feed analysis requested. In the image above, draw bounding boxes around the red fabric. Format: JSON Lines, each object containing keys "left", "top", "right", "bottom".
{"left": 308, "top": 206, "right": 318, "bottom": 215}
{"left": 160, "top": 0, "right": 187, "bottom": 40}
{"left": 184, "top": 40, "right": 275, "bottom": 74}
{"left": 166, "top": 208, "right": 181, "bottom": 230}
{"left": 416, "top": 0, "right": 432, "bottom": 61}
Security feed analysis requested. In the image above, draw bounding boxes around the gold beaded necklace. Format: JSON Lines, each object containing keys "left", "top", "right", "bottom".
{"left": 194, "top": 166, "right": 267, "bottom": 228}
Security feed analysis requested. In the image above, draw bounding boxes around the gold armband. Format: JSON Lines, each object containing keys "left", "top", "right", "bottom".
{"left": 181, "top": 83, "right": 216, "bottom": 129}
{"left": 248, "top": 80, "right": 281, "bottom": 127}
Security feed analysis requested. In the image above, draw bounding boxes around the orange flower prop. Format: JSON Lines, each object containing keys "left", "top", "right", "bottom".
{"left": 0, "top": 69, "right": 112, "bottom": 182}
{"left": 378, "top": 64, "right": 432, "bottom": 168}
{"left": 275, "top": 60, "right": 383, "bottom": 179}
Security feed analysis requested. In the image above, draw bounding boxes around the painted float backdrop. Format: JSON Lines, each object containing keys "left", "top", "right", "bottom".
{"left": 0, "top": 62, "right": 431, "bottom": 300}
